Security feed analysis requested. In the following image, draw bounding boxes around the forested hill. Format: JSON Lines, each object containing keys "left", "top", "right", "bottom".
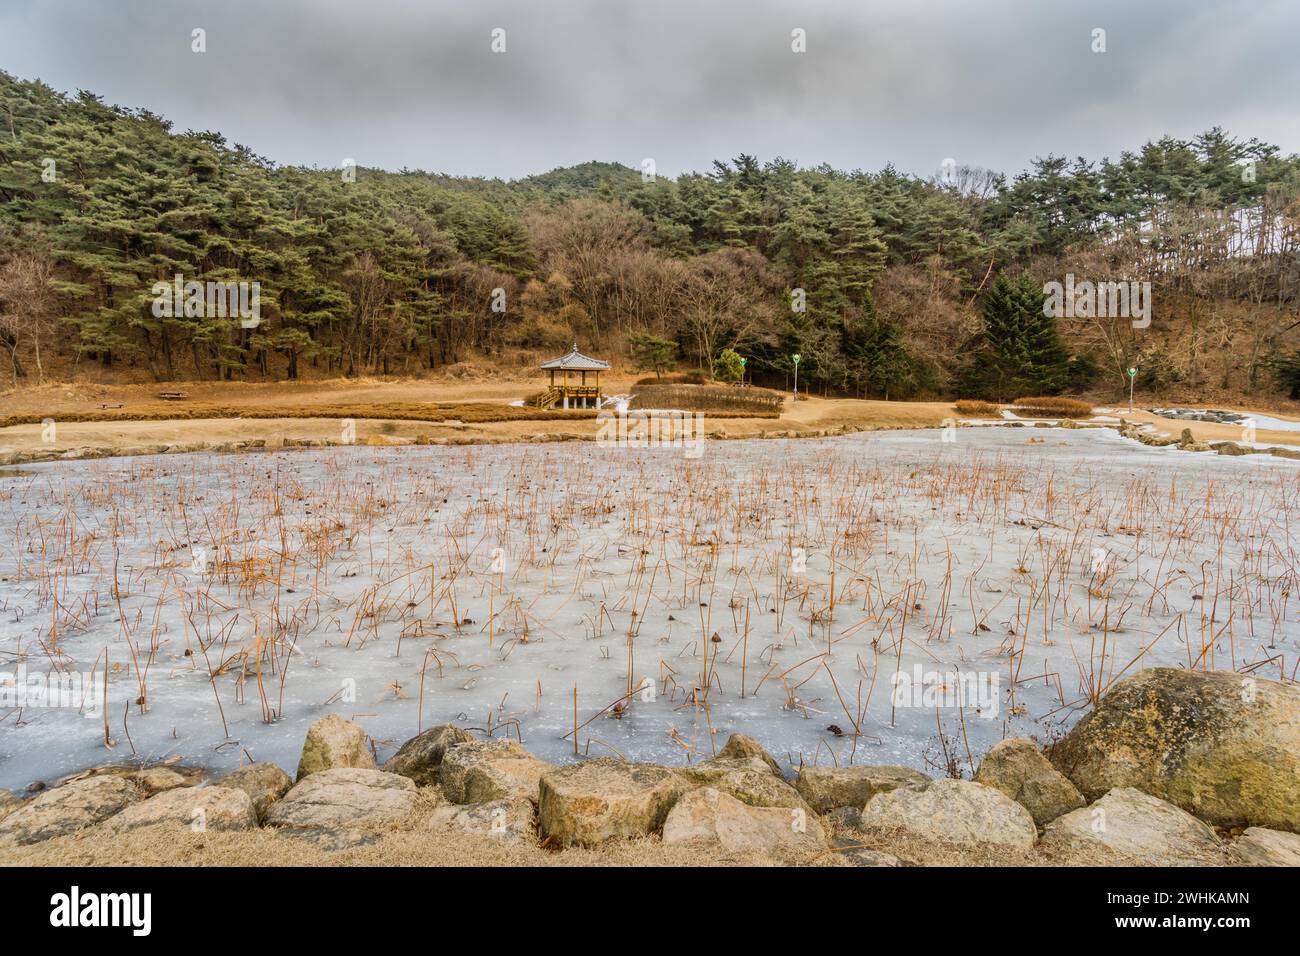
{"left": 1, "top": 70, "right": 1299, "bottom": 402}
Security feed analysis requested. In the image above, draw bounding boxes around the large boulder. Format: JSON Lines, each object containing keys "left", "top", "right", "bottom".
{"left": 662, "top": 787, "right": 826, "bottom": 857}
{"left": 0, "top": 775, "right": 138, "bottom": 846}
{"left": 58, "top": 764, "right": 201, "bottom": 798}
{"left": 1048, "top": 668, "right": 1300, "bottom": 832}
{"left": 267, "top": 768, "right": 417, "bottom": 832}
{"left": 684, "top": 755, "right": 773, "bottom": 778}
{"left": 973, "top": 738, "right": 1084, "bottom": 827}
{"left": 215, "top": 763, "right": 293, "bottom": 823}
{"left": 679, "top": 759, "right": 811, "bottom": 812}
{"left": 859, "top": 779, "right": 1037, "bottom": 850}
{"left": 538, "top": 758, "right": 688, "bottom": 847}
{"left": 716, "top": 733, "right": 783, "bottom": 775}
{"left": 129, "top": 767, "right": 201, "bottom": 797}
{"left": 1228, "top": 827, "right": 1300, "bottom": 867}
{"left": 440, "top": 739, "right": 549, "bottom": 804}
{"left": 101, "top": 786, "right": 257, "bottom": 833}
{"left": 1040, "top": 788, "right": 1224, "bottom": 866}
{"left": 795, "top": 765, "right": 931, "bottom": 814}
{"left": 425, "top": 799, "right": 536, "bottom": 847}
{"left": 296, "top": 714, "right": 375, "bottom": 780}
{"left": 384, "top": 725, "right": 476, "bottom": 787}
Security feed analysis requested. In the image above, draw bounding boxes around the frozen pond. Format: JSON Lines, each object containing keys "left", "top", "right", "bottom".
{"left": 1241, "top": 413, "right": 1300, "bottom": 433}
{"left": 1, "top": 426, "right": 1298, "bottom": 789}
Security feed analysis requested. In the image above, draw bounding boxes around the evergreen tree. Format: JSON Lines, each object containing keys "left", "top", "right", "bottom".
{"left": 628, "top": 332, "right": 677, "bottom": 378}
{"left": 713, "top": 347, "right": 744, "bottom": 383}
{"left": 842, "top": 308, "right": 924, "bottom": 400}
{"left": 957, "top": 273, "right": 1070, "bottom": 401}
{"left": 3, "top": 69, "right": 1298, "bottom": 394}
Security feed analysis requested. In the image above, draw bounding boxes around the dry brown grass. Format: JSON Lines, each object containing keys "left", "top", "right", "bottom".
{"left": 1, "top": 399, "right": 778, "bottom": 431}
{"left": 0, "top": 402, "right": 603, "bottom": 429}
{"left": 634, "top": 371, "right": 711, "bottom": 386}
{"left": 0, "top": 819, "right": 1136, "bottom": 868}
{"left": 1011, "top": 396, "right": 1094, "bottom": 418}
{"left": 953, "top": 399, "right": 1000, "bottom": 416}
{"left": 0, "top": 397, "right": 967, "bottom": 457}
{"left": 628, "top": 384, "right": 784, "bottom": 415}
{"left": 0, "top": 822, "right": 833, "bottom": 868}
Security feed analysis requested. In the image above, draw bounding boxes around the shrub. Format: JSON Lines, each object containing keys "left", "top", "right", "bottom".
{"left": 712, "top": 348, "right": 745, "bottom": 384}
{"left": 1010, "top": 396, "right": 1094, "bottom": 418}
{"left": 954, "top": 399, "right": 999, "bottom": 416}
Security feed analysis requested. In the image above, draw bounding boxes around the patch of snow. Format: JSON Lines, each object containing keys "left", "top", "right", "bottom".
{"left": 999, "top": 410, "right": 1062, "bottom": 424}
{"left": 1241, "top": 413, "right": 1300, "bottom": 433}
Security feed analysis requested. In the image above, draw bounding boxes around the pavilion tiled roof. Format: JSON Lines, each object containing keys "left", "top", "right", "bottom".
{"left": 539, "top": 344, "right": 609, "bottom": 371}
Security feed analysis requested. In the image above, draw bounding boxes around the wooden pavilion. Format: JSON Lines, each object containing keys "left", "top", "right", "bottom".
{"left": 538, "top": 344, "right": 609, "bottom": 409}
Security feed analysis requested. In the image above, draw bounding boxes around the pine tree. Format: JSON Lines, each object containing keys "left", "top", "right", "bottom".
{"left": 841, "top": 299, "right": 924, "bottom": 400}
{"left": 957, "top": 273, "right": 1069, "bottom": 401}
{"left": 628, "top": 332, "right": 677, "bottom": 378}
{"left": 713, "top": 347, "right": 744, "bottom": 383}
{"left": 4, "top": 69, "right": 1300, "bottom": 393}
{"left": 1022, "top": 284, "right": 1071, "bottom": 394}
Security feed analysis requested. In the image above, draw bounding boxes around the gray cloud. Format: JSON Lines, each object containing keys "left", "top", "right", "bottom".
{"left": 1, "top": 0, "right": 1296, "bottom": 179}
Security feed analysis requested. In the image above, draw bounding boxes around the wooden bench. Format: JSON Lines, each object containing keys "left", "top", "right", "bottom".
{"left": 157, "top": 391, "right": 188, "bottom": 401}
{"left": 97, "top": 402, "right": 124, "bottom": 409}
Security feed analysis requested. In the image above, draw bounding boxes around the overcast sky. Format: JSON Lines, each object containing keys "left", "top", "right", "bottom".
{"left": 1, "top": 0, "right": 1296, "bottom": 181}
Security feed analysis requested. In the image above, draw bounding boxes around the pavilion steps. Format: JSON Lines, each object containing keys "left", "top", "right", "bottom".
{"left": 530, "top": 387, "right": 562, "bottom": 410}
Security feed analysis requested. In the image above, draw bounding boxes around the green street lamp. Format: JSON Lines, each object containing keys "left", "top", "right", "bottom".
{"left": 791, "top": 354, "right": 801, "bottom": 398}
{"left": 1127, "top": 366, "right": 1137, "bottom": 412}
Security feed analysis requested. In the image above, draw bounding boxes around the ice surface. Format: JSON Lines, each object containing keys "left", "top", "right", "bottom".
{"left": 1240, "top": 413, "right": 1300, "bottom": 433}
{"left": 1, "top": 426, "right": 1297, "bottom": 789}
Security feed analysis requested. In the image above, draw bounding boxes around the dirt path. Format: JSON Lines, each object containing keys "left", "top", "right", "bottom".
{"left": 2, "top": 377, "right": 1298, "bottom": 456}
{"left": 1118, "top": 408, "right": 1300, "bottom": 446}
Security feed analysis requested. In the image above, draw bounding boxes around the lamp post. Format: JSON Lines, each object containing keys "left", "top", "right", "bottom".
{"left": 739, "top": 355, "right": 747, "bottom": 387}
{"left": 1127, "top": 366, "right": 1137, "bottom": 413}
{"left": 792, "top": 353, "right": 801, "bottom": 398}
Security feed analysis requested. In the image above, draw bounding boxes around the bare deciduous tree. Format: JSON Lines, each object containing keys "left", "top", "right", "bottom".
{"left": 0, "top": 249, "right": 57, "bottom": 385}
